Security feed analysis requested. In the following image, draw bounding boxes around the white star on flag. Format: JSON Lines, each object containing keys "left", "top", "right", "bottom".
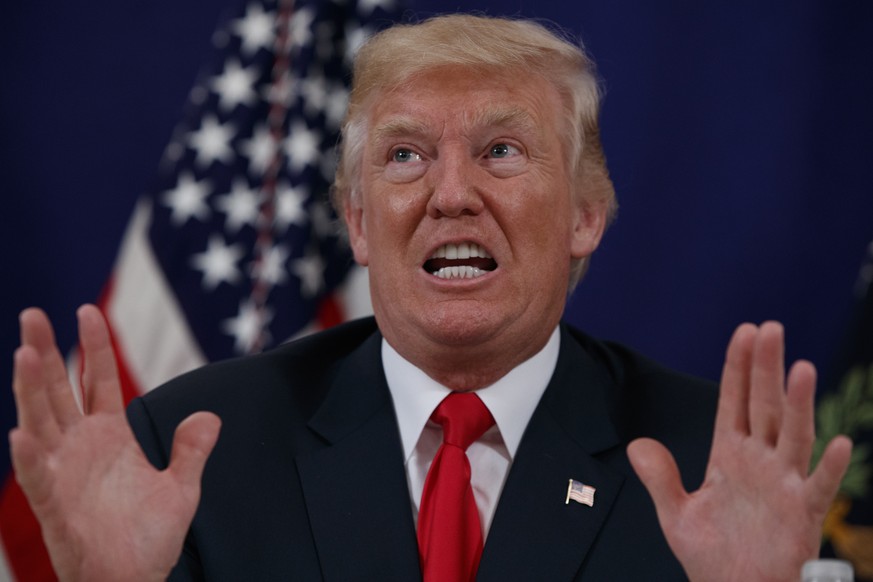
{"left": 239, "top": 123, "right": 277, "bottom": 176}
{"left": 162, "top": 172, "right": 211, "bottom": 225}
{"left": 232, "top": 2, "right": 276, "bottom": 56}
{"left": 188, "top": 115, "right": 236, "bottom": 167}
{"left": 222, "top": 298, "right": 274, "bottom": 354}
{"left": 211, "top": 59, "right": 259, "bottom": 111}
{"left": 275, "top": 182, "right": 308, "bottom": 232}
{"left": 284, "top": 121, "right": 321, "bottom": 172}
{"left": 251, "top": 243, "right": 291, "bottom": 286}
{"left": 215, "top": 179, "right": 262, "bottom": 233}
{"left": 190, "top": 235, "right": 245, "bottom": 290}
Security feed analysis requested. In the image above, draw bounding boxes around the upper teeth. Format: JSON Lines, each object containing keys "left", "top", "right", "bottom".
{"left": 430, "top": 243, "right": 492, "bottom": 260}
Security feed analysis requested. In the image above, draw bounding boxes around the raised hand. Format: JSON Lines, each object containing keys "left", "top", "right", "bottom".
{"left": 628, "top": 322, "right": 853, "bottom": 582}
{"left": 10, "top": 305, "right": 221, "bottom": 581}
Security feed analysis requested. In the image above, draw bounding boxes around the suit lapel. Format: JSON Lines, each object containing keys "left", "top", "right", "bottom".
{"left": 477, "top": 326, "right": 626, "bottom": 581}
{"left": 296, "top": 332, "right": 422, "bottom": 581}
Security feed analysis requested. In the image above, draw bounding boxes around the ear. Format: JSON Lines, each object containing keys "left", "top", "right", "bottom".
{"left": 344, "top": 194, "right": 370, "bottom": 266}
{"left": 570, "top": 197, "right": 608, "bottom": 260}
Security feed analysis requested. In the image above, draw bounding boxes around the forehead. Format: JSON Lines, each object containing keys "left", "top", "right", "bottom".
{"left": 365, "top": 66, "right": 564, "bottom": 142}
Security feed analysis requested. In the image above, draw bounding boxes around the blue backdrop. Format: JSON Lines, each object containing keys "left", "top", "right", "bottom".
{"left": 3, "top": 0, "right": 872, "bottom": 483}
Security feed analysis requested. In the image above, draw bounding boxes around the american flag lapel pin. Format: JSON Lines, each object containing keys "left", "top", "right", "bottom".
{"left": 565, "top": 479, "right": 596, "bottom": 507}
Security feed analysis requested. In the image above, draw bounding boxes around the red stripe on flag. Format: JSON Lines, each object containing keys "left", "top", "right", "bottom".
{"left": 0, "top": 475, "right": 57, "bottom": 581}
{"left": 315, "top": 293, "right": 345, "bottom": 330}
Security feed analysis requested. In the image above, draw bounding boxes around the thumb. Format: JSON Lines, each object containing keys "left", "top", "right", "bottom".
{"left": 168, "top": 412, "right": 221, "bottom": 488}
{"left": 807, "top": 435, "right": 852, "bottom": 516}
{"left": 627, "top": 437, "right": 687, "bottom": 524}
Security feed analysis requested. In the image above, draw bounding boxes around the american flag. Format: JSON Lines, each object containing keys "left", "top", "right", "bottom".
{"left": 0, "top": 0, "right": 399, "bottom": 578}
{"left": 566, "top": 479, "right": 596, "bottom": 507}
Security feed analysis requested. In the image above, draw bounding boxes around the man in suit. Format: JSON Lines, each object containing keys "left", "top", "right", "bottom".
{"left": 11, "top": 14, "right": 852, "bottom": 581}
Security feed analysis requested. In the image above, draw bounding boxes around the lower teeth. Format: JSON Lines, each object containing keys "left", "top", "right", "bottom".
{"left": 433, "top": 266, "right": 485, "bottom": 279}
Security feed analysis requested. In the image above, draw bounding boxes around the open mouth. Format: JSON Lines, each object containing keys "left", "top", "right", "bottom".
{"left": 423, "top": 243, "right": 498, "bottom": 279}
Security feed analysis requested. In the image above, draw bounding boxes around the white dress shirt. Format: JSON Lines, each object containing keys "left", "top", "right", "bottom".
{"left": 382, "top": 327, "right": 560, "bottom": 538}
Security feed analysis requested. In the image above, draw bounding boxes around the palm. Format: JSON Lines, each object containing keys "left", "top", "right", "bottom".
{"left": 11, "top": 306, "right": 220, "bottom": 581}
{"left": 667, "top": 436, "right": 825, "bottom": 580}
{"left": 629, "top": 323, "right": 852, "bottom": 582}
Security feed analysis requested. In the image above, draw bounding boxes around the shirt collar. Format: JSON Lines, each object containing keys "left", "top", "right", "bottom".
{"left": 382, "top": 326, "right": 560, "bottom": 463}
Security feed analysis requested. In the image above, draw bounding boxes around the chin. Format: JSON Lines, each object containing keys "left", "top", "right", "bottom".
{"left": 417, "top": 303, "right": 508, "bottom": 346}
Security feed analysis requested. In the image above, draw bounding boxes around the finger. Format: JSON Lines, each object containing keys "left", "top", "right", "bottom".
{"left": 627, "top": 438, "right": 687, "bottom": 526}
{"left": 77, "top": 305, "right": 124, "bottom": 414}
{"left": 775, "top": 360, "right": 816, "bottom": 473}
{"left": 20, "top": 307, "right": 60, "bottom": 353}
{"left": 713, "top": 323, "right": 757, "bottom": 443}
{"left": 806, "top": 435, "right": 852, "bottom": 517}
{"left": 12, "top": 347, "right": 62, "bottom": 448}
{"left": 748, "top": 321, "right": 785, "bottom": 446}
{"left": 9, "top": 428, "right": 53, "bottom": 510}
{"left": 167, "top": 412, "right": 222, "bottom": 495}
{"left": 19, "top": 308, "right": 81, "bottom": 429}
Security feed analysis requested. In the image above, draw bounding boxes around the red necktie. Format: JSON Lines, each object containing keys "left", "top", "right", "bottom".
{"left": 417, "top": 392, "right": 496, "bottom": 582}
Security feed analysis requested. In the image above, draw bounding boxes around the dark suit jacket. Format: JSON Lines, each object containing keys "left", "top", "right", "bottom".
{"left": 128, "top": 317, "right": 717, "bottom": 581}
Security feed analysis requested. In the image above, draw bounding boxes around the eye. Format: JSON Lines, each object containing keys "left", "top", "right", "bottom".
{"left": 487, "top": 143, "right": 520, "bottom": 159}
{"left": 391, "top": 148, "right": 422, "bottom": 163}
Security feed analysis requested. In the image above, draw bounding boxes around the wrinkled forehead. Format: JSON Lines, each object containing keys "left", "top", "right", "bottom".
{"left": 371, "top": 106, "right": 543, "bottom": 142}
{"left": 361, "top": 66, "right": 565, "bottom": 144}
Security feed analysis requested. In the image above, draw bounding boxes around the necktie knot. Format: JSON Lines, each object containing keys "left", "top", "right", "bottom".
{"left": 431, "top": 392, "right": 495, "bottom": 450}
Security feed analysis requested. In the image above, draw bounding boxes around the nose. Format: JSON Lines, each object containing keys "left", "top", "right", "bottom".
{"left": 425, "top": 151, "right": 485, "bottom": 218}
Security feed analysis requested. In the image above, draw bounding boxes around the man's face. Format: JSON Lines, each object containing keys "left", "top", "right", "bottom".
{"left": 346, "top": 66, "right": 606, "bottom": 382}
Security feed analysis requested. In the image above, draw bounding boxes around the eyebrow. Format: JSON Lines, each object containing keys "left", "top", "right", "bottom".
{"left": 467, "top": 106, "right": 539, "bottom": 135}
{"left": 372, "top": 117, "right": 434, "bottom": 143}
{"left": 371, "top": 106, "right": 541, "bottom": 145}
